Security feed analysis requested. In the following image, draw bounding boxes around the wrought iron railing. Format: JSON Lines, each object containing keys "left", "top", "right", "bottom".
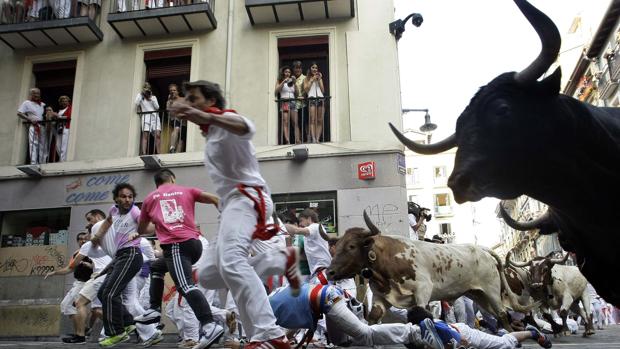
{"left": 21, "top": 118, "right": 69, "bottom": 165}
{"left": 0, "top": 0, "right": 100, "bottom": 25}
{"left": 274, "top": 96, "right": 331, "bottom": 145}
{"left": 137, "top": 109, "right": 187, "bottom": 155}
{"left": 110, "top": 0, "right": 213, "bottom": 14}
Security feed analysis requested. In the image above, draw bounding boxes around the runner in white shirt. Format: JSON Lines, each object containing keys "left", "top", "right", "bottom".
{"left": 168, "top": 80, "right": 302, "bottom": 349}
{"left": 91, "top": 183, "right": 161, "bottom": 347}
{"left": 285, "top": 209, "right": 331, "bottom": 285}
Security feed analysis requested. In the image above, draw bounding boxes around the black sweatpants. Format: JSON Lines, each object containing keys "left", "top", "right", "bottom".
{"left": 98, "top": 246, "right": 143, "bottom": 336}
{"left": 149, "top": 238, "right": 213, "bottom": 324}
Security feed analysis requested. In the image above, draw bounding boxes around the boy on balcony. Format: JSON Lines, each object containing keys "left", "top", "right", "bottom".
{"left": 135, "top": 82, "right": 161, "bottom": 155}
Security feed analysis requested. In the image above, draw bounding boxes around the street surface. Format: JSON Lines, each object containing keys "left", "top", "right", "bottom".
{"left": 0, "top": 325, "right": 619, "bottom": 348}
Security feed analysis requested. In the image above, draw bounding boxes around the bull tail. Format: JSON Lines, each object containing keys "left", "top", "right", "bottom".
{"left": 484, "top": 248, "right": 539, "bottom": 313}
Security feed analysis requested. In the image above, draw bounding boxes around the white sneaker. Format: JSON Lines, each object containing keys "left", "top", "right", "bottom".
{"left": 143, "top": 330, "right": 164, "bottom": 347}
{"left": 134, "top": 309, "right": 161, "bottom": 324}
{"left": 193, "top": 322, "right": 224, "bottom": 349}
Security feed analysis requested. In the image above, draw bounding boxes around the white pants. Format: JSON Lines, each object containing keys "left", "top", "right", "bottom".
{"left": 53, "top": 0, "right": 70, "bottom": 17}
{"left": 28, "top": 124, "right": 48, "bottom": 164}
{"left": 55, "top": 127, "right": 69, "bottom": 161}
{"left": 327, "top": 299, "right": 421, "bottom": 346}
{"left": 198, "top": 189, "right": 285, "bottom": 342}
{"left": 116, "top": 0, "right": 138, "bottom": 11}
{"left": 79, "top": 275, "right": 106, "bottom": 308}
{"left": 452, "top": 323, "right": 519, "bottom": 349}
{"left": 592, "top": 300, "right": 604, "bottom": 328}
{"left": 123, "top": 277, "right": 157, "bottom": 341}
{"left": 60, "top": 280, "right": 85, "bottom": 316}
{"left": 135, "top": 275, "right": 151, "bottom": 310}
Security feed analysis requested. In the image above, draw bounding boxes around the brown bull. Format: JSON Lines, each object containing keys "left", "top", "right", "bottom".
{"left": 326, "top": 211, "right": 535, "bottom": 330}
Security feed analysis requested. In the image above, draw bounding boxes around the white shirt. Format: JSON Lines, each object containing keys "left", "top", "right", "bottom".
{"left": 307, "top": 80, "right": 324, "bottom": 98}
{"left": 79, "top": 240, "right": 113, "bottom": 273}
{"left": 408, "top": 213, "right": 418, "bottom": 241}
{"left": 280, "top": 82, "right": 295, "bottom": 100}
{"left": 304, "top": 223, "right": 331, "bottom": 274}
{"left": 139, "top": 238, "right": 155, "bottom": 262}
{"left": 93, "top": 206, "right": 141, "bottom": 257}
{"left": 251, "top": 217, "right": 287, "bottom": 255}
{"left": 135, "top": 93, "right": 159, "bottom": 116}
{"left": 18, "top": 100, "right": 45, "bottom": 123}
{"left": 203, "top": 112, "right": 268, "bottom": 201}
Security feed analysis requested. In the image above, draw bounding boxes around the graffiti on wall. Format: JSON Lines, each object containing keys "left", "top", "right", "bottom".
{"left": 0, "top": 245, "right": 67, "bottom": 277}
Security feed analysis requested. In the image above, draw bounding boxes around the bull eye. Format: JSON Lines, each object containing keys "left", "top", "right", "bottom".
{"left": 494, "top": 103, "right": 510, "bottom": 117}
{"left": 348, "top": 245, "right": 355, "bottom": 250}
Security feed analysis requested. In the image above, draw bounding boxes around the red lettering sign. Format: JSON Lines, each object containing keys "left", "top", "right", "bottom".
{"left": 358, "top": 161, "right": 376, "bottom": 180}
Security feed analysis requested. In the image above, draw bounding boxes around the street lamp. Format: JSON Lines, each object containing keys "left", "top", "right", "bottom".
{"left": 389, "top": 13, "right": 424, "bottom": 41}
{"left": 402, "top": 108, "right": 437, "bottom": 142}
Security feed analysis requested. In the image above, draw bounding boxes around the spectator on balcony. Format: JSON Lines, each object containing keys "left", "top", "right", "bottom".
{"left": 25, "top": 0, "right": 43, "bottom": 21}
{"left": 17, "top": 88, "right": 48, "bottom": 165}
{"left": 275, "top": 66, "right": 299, "bottom": 145}
{"left": 135, "top": 82, "right": 161, "bottom": 155}
{"left": 145, "top": 0, "right": 162, "bottom": 9}
{"left": 52, "top": 0, "right": 70, "bottom": 18}
{"left": 291, "top": 61, "right": 307, "bottom": 142}
{"left": 303, "top": 62, "right": 325, "bottom": 143}
{"left": 47, "top": 95, "right": 72, "bottom": 162}
{"left": 1, "top": 0, "right": 25, "bottom": 23}
{"left": 77, "top": 0, "right": 98, "bottom": 20}
{"left": 166, "top": 83, "right": 186, "bottom": 153}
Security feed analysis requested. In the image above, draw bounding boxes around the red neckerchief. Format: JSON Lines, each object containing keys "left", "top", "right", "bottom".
{"left": 200, "top": 106, "right": 237, "bottom": 134}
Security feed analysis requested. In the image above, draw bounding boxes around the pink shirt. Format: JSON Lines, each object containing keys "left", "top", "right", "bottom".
{"left": 140, "top": 184, "right": 202, "bottom": 244}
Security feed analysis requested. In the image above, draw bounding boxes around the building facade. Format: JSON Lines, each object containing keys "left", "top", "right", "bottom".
{"left": 0, "top": 0, "right": 410, "bottom": 337}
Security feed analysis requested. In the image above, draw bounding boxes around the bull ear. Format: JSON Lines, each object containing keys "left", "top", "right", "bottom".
{"left": 536, "top": 67, "right": 561, "bottom": 96}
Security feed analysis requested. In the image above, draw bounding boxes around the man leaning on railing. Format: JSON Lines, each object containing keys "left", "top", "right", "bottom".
{"left": 17, "top": 87, "right": 48, "bottom": 165}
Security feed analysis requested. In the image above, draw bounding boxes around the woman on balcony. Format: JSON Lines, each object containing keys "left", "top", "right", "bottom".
{"left": 275, "top": 66, "right": 299, "bottom": 145}
{"left": 303, "top": 62, "right": 325, "bottom": 143}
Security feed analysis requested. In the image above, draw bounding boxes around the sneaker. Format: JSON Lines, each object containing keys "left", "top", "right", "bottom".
{"left": 99, "top": 332, "right": 130, "bottom": 347}
{"left": 143, "top": 330, "right": 164, "bottom": 347}
{"left": 226, "top": 311, "right": 237, "bottom": 335}
{"left": 526, "top": 324, "right": 552, "bottom": 348}
{"left": 245, "top": 336, "right": 291, "bottom": 349}
{"left": 125, "top": 324, "right": 137, "bottom": 335}
{"left": 179, "top": 339, "right": 199, "bottom": 348}
{"left": 169, "top": 146, "right": 176, "bottom": 153}
{"left": 135, "top": 309, "right": 162, "bottom": 324}
{"left": 284, "top": 247, "right": 302, "bottom": 297}
{"left": 62, "top": 334, "right": 86, "bottom": 344}
{"left": 193, "top": 322, "right": 224, "bottom": 349}
{"left": 419, "top": 318, "right": 445, "bottom": 349}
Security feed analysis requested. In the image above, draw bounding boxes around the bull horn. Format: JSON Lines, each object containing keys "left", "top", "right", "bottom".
{"left": 499, "top": 201, "right": 550, "bottom": 231}
{"left": 549, "top": 253, "right": 569, "bottom": 265}
{"left": 513, "top": 0, "right": 561, "bottom": 84}
{"left": 389, "top": 122, "right": 456, "bottom": 155}
{"left": 363, "top": 210, "right": 381, "bottom": 236}
{"left": 507, "top": 250, "right": 532, "bottom": 268}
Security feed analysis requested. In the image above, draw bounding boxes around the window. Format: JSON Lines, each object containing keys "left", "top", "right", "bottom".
{"left": 434, "top": 193, "right": 452, "bottom": 215}
{"left": 276, "top": 36, "right": 330, "bottom": 144}
{"left": 434, "top": 166, "right": 446, "bottom": 179}
{"left": 23, "top": 60, "right": 77, "bottom": 165}
{"left": 439, "top": 223, "right": 452, "bottom": 235}
{"left": 272, "top": 191, "right": 337, "bottom": 234}
{"left": 0, "top": 208, "right": 70, "bottom": 248}
{"left": 141, "top": 48, "right": 191, "bottom": 155}
{"left": 406, "top": 167, "right": 420, "bottom": 186}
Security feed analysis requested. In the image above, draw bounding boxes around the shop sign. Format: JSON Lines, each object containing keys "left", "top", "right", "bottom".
{"left": 64, "top": 173, "right": 130, "bottom": 205}
{"left": 358, "top": 161, "right": 376, "bottom": 180}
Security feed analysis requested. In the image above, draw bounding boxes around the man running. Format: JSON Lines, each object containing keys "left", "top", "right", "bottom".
{"left": 135, "top": 168, "right": 223, "bottom": 349}
{"left": 168, "top": 80, "right": 302, "bottom": 349}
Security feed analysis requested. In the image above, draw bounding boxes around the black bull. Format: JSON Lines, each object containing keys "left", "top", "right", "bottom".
{"left": 390, "top": 0, "right": 620, "bottom": 306}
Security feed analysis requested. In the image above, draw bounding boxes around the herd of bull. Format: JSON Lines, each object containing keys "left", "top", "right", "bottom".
{"left": 323, "top": 0, "right": 619, "bottom": 337}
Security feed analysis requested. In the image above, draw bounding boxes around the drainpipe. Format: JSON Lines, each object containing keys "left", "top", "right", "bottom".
{"left": 225, "top": 0, "right": 234, "bottom": 104}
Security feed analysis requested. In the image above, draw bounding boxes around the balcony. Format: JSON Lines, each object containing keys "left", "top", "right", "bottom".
{"left": 610, "top": 54, "right": 620, "bottom": 81}
{"left": 107, "top": 0, "right": 216, "bottom": 39}
{"left": 598, "top": 67, "right": 619, "bottom": 100}
{"left": 434, "top": 205, "right": 453, "bottom": 217}
{"left": 245, "top": 0, "right": 354, "bottom": 26}
{"left": 137, "top": 109, "right": 188, "bottom": 156}
{"left": 275, "top": 96, "right": 330, "bottom": 145}
{"left": 19, "top": 119, "right": 69, "bottom": 167}
{"left": 0, "top": 5, "right": 102, "bottom": 49}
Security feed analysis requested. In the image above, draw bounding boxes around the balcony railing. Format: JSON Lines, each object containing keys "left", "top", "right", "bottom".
{"left": 434, "top": 205, "right": 453, "bottom": 217}
{"left": 21, "top": 119, "right": 69, "bottom": 165}
{"left": 597, "top": 67, "right": 619, "bottom": 100}
{"left": 275, "top": 96, "right": 331, "bottom": 145}
{"left": 137, "top": 109, "right": 187, "bottom": 156}
{"left": 107, "top": 0, "right": 216, "bottom": 39}
{"left": 609, "top": 54, "right": 620, "bottom": 81}
{"left": 245, "top": 0, "right": 354, "bottom": 26}
{"left": 0, "top": 0, "right": 102, "bottom": 49}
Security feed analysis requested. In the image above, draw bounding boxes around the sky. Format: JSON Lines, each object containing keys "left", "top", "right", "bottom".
{"left": 393, "top": 0, "right": 599, "bottom": 247}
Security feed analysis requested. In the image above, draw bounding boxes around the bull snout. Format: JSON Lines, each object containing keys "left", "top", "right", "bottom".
{"left": 448, "top": 172, "right": 480, "bottom": 203}
{"left": 325, "top": 268, "right": 336, "bottom": 280}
